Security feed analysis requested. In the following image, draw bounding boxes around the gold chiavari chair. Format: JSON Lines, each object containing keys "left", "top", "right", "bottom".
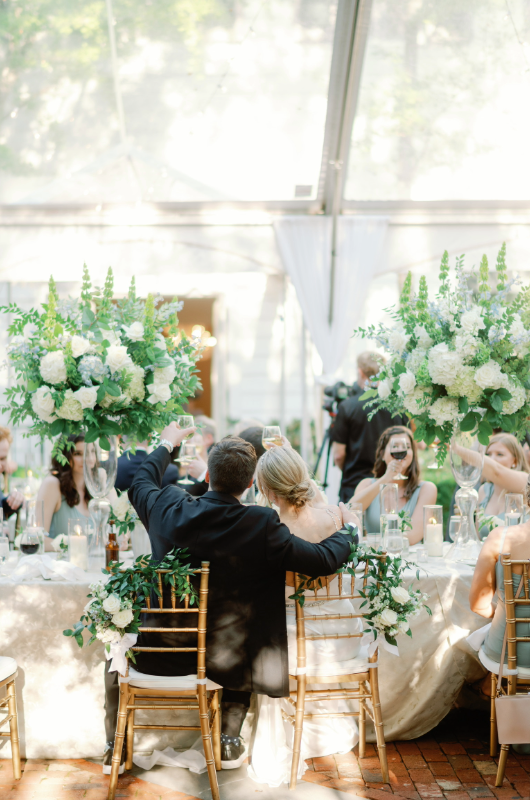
{"left": 479, "top": 554, "right": 530, "bottom": 786}
{"left": 0, "top": 656, "right": 21, "bottom": 780}
{"left": 108, "top": 561, "right": 221, "bottom": 800}
{"left": 288, "top": 554, "right": 389, "bottom": 790}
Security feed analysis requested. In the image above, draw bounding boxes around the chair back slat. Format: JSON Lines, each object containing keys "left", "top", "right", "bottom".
{"left": 500, "top": 554, "right": 530, "bottom": 673}
{"left": 131, "top": 563, "right": 209, "bottom": 677}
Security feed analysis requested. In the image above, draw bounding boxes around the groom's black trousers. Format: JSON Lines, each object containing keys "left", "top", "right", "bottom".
{"left": 104, "top": 663, "right": 251, "bottom": 743}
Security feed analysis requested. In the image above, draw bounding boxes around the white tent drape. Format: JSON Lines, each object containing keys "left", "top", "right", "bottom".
{"left": 273, "top": 215, "right": 389, "bottom": 376}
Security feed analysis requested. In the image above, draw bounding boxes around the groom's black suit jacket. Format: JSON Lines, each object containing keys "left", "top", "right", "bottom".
{"left": 129, "top": 446, "right": 353, "bottom": 697}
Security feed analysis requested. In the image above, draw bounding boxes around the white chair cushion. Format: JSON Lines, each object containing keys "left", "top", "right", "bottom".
{"left": 290, "top": 645, "right": 374, "bottom": 678}
{"left": 127, "top": 667, "right": 221, "bottom": 691}
{"left": 0, "top": 657, "right": 17, "bottom": 683}
{"left": 478, "top": 646, "right": 530, "bottom": 678}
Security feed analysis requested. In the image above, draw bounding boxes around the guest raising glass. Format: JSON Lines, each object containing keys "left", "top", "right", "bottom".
{"left": 477, "top": 433, "right": 529, "bottom": 538}
{"left": 353, "top": 426, "right": 437, "bottom": 545}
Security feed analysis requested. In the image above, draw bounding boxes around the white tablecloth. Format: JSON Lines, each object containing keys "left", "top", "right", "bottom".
{"left": 0, "top": 554, "right": 487, "bottom": 757}
{"left": 371, "top": 554, "right": 486, "bottom": 741}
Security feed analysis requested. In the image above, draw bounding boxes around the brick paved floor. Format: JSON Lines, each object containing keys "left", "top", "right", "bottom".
{"left": 1, "top": 708, "right": 528, "bottom": 800}
{"left": 302, "top": 708, "right": 529, "bottom": 799}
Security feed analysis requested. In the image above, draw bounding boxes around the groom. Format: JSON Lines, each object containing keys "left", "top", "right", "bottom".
{"left": 105, "top": 422, "right": 357, "bottom": 770}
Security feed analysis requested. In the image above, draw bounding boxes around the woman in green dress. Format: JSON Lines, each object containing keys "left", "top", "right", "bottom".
{"left": 37, "top": 434, "right": 92, "bottom": 549}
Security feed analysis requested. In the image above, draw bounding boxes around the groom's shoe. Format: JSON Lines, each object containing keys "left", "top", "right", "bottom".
{"left": 102, "top": 740, "right": 126, "bottom": 775}
{"left": 220, "top": 734, "right": 247, "bottom": 769}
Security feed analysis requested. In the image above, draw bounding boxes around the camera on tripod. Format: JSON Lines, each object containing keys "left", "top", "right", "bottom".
{"left": 322, "top": 381, "right": 355, "bottom": 416}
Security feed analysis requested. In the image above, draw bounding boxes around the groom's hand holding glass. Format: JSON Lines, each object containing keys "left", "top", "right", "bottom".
{"left": 159, "top": 421, "right": 197, "bottom": 451}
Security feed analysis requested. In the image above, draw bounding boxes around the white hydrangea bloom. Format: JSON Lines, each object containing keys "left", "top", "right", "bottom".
{"left": 446, "top": 366, "right": 483, "bottom": 404}
{"left": 428, "top": 397, "right": 459, "bottom": 427}
{"left": 124, "top": 364, "right": 145, "bottom": 402}
{"left": 96, "top": 627, "right": 122, "bottom": 644}
{"left": 406, "top": 348, "right": 427, "bottom": 374}
{"left": 474, "top": 360, "right": 505, "bottom": 390}
{"left": 403, "top": 387, "right": 432, "bottom": 416}
{"left": 500, "top": 376, "right": 526, "bottom": 414}
{"left": 414, "top": 326, "right": 433, "bottom": 349}
{"left": 40, "top": 350, "right": 67, "bottom": 384}
{"left": 454, "top": 331, "right": 480, "bottom": 362}
{"left": 460, "top": 306, "right": 486, "bottom": 335}
{"left": 56, "top": 389, "right": 84, "bottom": 422}
{"left": 31, "top": 385, "right": 56, "bottom": 422}
{"left": 427, "top": 343, "right": 462, "bottom": 386}
{"left": 387, "top": 327, "right": 410, "bottom": 355}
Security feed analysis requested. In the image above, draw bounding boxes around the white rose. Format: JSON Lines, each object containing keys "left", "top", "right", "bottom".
{"left": 414, "top": 325, "right": 433, "bottom": 349}
{"left": 40, "top": 350, "right": 67, "bottom": 384}
{"left": 111, "top": 608, "right": 134, "bottom": 629}
{"left": 154, "top": 362, "right": 176, "bottom": 385}
{"left": 474, "top": 360, "right": 504, "bottom": 391}
{"left": 31, "top": 385, "right": 56, "bottom": 422}
{"left": 398, "top": 370, "right": 416, "bottom": 395}
{"left": 106, "top": 344, "right": 133, "bottom": 374}
{"left": 70, "top": 335, "right": 91, "bottom": 358}
{"left": 100, "top": 329, "right": 120, "bottom": 345}
{"left": 123, "top": 321, "right": 144, "bottom": 342}
{"left": 73, "top": 386, "right": 98, "bottom": 410}
{"left": 56, "top": 389, "right": 84, "bottom": 422}
{"left": 147, "top": 381, "right": 172, "bottom": 405}
{"left": 387, "top": 328, "right": 410, "bottom": 354}
{"left": 379, "top": 608, "right": 398, "bottom": 627}
{"left": 428, "top": 397, "right": 459, "bottom": 427}
{"left": 398, "top": 619, "right": 410, "bottom": 634}
{"left": 391, "top": 586, "right": 411, "bottom": 605}
{"left": 427, "top": 343, "right": 462, "bottom": 386}
{"left": 378, "top": 379, "right": 392, "bottom": 400}
{"left": 102, "top": 594, "right": 121, "bottom": 615}
{"left": 51, "top": 533, "right": 68, "bottom": 552}
{"left": 460, "top": 306, "right": 486, "bottom": 335}
{"left": 112, "top": 493, "right": 130, "bottom": 522}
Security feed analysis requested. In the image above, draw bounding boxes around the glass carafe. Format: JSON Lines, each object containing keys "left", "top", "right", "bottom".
{"left": 83, "top": 436, "right": 118, "bottom": 571}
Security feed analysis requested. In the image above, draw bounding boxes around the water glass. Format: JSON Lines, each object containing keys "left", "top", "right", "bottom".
{"left": 0, "top": 535, "right": 9, "bottom": 563}
{"left": 385, "top": 514, "right": 404, "bottom": 555}
{"left": 505, "top": 493, "right": 524, "bottom": 526}
{"left": 448, "top": 515, "right": 461, "bottom": 542}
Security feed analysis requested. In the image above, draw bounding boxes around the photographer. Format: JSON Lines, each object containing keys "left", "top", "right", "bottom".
{"left": 331, "top": 352, "right": 408, "bottom": 504}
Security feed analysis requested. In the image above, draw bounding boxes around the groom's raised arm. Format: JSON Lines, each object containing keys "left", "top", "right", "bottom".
{"left": 129, "top": 446, "right": 186, "bottom": 529}
{"left": 265, "top": 513, "right": 355, "bottom": 577}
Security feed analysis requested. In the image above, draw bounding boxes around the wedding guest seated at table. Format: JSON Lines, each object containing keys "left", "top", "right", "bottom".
{"left": 249, "top": 444, "right": 363, "bottom": 785}
{"left": 469, "top": 477, "right": 530, "bottom": 717}
{"left": 102, "top": 425, "right": 358, "bottom": 774}
{"left": 0, "top": 426, "right": 24, "bottom": 519}
{"left": 476, "top": 433, "right": 529, "bottom": 539}
{"left": 37, "top": 434, "right": 92, "bottom": 549}
{"left": 353, "top": 425, "right": 437, "bottom": 545}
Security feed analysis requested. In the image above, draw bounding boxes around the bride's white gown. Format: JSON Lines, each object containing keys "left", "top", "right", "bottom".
{"left": 247, "top": 574, "right": 365, "bottom": 787}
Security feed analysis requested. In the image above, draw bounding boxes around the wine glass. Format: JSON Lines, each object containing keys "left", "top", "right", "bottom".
{"left": 20, "top": 529, "right": 40, "bottom": 556}
{"left": 178, "top": 443, "right": 199, "bottom": 485}
{"left": 389, "top": 436, "right": 409, "bottom": 480}
{"left": 262, "top": 426, "right": 282, "bottom": 451}
{"left": 176, "top": 415, "right": 194, "bottom": 439}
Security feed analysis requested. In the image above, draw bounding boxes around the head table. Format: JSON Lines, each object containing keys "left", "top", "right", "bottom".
{"left": 0, "top": 550, "right": 487, "bottom": 759}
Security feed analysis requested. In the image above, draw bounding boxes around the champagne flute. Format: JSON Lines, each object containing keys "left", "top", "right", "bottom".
{"left": 390, "top": 436, "right": 409, "bottom": 480}
{"left": 176, "top": 415, "right": 194, "bottom": 440}
{"left": 178, "top": 442, "right": 197, "bottom": 485}
{"left": 262, "top": 426, "right": 282, "bottom": 451}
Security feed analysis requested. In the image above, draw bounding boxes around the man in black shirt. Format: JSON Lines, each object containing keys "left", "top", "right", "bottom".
{"left": 331, "top": 352, "right": 408, "bottom": 504}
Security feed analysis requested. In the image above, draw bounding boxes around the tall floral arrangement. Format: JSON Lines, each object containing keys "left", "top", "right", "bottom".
{"left": 2, "top": 266, "right": 201, "bottom": 462}
{"left": 357, "top": 245, "right": 530, "bottom": 456}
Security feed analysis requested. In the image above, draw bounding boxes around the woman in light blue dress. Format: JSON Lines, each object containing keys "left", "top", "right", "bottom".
{"left": 353, "top": 425, "right": 437, "bottom": 545}
{"left": 36, "top": 434, "right": 92, "bottom": 548}
{"left": 476, "top": 433, "right": 529, "bottom": 540}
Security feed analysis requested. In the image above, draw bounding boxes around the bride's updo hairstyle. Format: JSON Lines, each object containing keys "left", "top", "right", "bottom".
{"left": 257, "top": 446, "right": 315, "bottom": 511}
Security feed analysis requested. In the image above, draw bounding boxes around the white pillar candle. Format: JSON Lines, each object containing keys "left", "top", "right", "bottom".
{"left": 69, "top": 526, "right": 88, "bottom": 571}
{"left": 425, "top": 522, "right": 443, "bottom": 557}
{"left": 506, "top": 512, "right": 521, "bottom": 526}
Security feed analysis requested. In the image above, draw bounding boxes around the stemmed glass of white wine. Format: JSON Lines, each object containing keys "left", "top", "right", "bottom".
{"left": 178, "top": 442, "right": 199, "bottom": 485}
{"left": 262, "top": 426, "right": 282, "bottom": 451}
{"left": 176, "top": 415, "right": 194, "bottom": 440}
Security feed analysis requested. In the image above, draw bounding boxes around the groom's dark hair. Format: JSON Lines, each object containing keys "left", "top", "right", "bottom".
{"left": 208, "top": 436, "right": 257, "bottom": 495}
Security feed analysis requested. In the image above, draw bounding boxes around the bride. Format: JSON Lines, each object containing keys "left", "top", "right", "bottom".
{"left": 247, "top": 444, "right": 363, "bottom": 787}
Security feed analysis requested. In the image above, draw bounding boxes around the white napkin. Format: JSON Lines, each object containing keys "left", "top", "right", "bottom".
{"left": 466, "top": 623, "right": 491, "bottom": 651}
{"left": 8, "top": 554, "right": 86, "bottom": 583}
{"left": 105, "top": 633, "right": 139, "bottom": 676}
{"left": 133, "top": 741, "right": 207, "bottom": 774}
